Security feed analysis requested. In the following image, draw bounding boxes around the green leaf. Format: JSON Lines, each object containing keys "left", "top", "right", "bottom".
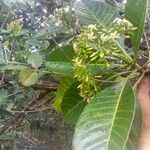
{"left": 45, "top": 62, "right": 73, "bottom": 75}
{"left": 46, "top": 45, "right": 76, "bottom": 75}
{"left": 0, "top": 29, "right": 9, "bottom": 34}
{"left": 48, "top": 45, "right": 74, "bottom": 62}
{"left": 25, "top": 39, "right": 41, "bottom": 47}
{"left": 125, "top": 0, "right": 149, "bottom": 55}
{"left": 42, "top": 40, "right": 50, "bottom": 50}
{"left": 1, "top": 64, "right": 27, "bottom": 72}
{"left": 61, "top": 83, "right": 87, "bottom": 124}
{"left": 19, "top": 68, "right": 38, "bottom": 86}
{"left": 125, "top": 103, "right": 142, "bottom": 150}
{"left": 45, "top": 62, "right": 118, "bottom": 76}
{"left": 73, "top": 79, "right": 136, "bottom": 150}
{"left": 32, "top": 29, "right": 47, "bottom": 39}
{"left": 27, "top": 52, "right": 43, "bottom": 68}
{"left": 54, "top": 77, "right": 74, "bottom": 112}
{"left": 74, "top": 0, "right": 120, "bottom": 27}
{"left": 17, "top": 29, "right": 30, "bottom": 36}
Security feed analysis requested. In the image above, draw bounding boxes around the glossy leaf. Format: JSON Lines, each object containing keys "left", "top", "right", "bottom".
{"left": 73, "top": 79, "right": 136, "bottom": 150}
{"left": 46, "top": 45, "right": 74, "bottom": 74}
{"left": 27, "top": 52, "right": 43, "bottom": 68}
{"left": 125, "top": 0, "right": 148, "bottom": 55}
{"left": 125, "top": 103, "right": 142, "bottom": 150}
{"left": 61, "top": 83, "right": 87, "bottom": 124}
{"left": 19, "top": 68, "right": 38, "bottom": 86}
{"left": 48, "top": 45, "right": 74, "bottom": 62}
{"left": 45, "top": 62, "right": 73, "bottom": 75}
{"left": 54, "top": 77, "right": 74, "bottom": 112}
{"left": 74, "top": 0, "right": 120, "bottom": 27}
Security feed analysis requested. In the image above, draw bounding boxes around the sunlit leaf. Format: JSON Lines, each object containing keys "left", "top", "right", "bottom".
{"left": 19, "top": 68, "right": 38, "bottom": 86}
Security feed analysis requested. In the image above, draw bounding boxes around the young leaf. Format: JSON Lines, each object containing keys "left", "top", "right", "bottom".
{"left": 61, "top": 83, "right": 87, "bottom": 124}
{"left": 125, "top": 0, "right": 149, "bottom": 55}
{"left": 19, "top": 68, "right": 38, "bottom": 86}
{"left": 27, "top": 52, "right": 43, "bottom": 68}
{"left": 74, "top": 0, "right": 120, "bottom": 27}
{"left": 54, "top": 77, "right": 74, "bottom": 112}
{"left": 73, "top": 79, "right": 136, "bottom": 150}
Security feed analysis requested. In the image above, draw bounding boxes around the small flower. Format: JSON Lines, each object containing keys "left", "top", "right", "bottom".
{"left": 64, "top": 6, "right": 70, "bottom": 13}
{"left": 100, "top": 33, "right": 110, "bottom": 42}
{"left": 122, "top": 18, "right": 133, "bottom": 27}
{"left": 87, "top": 32, "right": 96, "bottom": 40}
{"left": 88, "top": 24, "right": 97, "bottom": 31}
{"left": 113, "top": 18, "right": 133, "bottom": 29}
{"left": 109, "top": 31, "right": 120, "bottom": 41}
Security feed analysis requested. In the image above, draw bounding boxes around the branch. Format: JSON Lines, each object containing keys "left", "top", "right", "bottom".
{"left": 32, "top": 81, "right": 58, "bottom": 91}
{"left": 0, "top": 91, "right": 49, "bottom": 135}
{"left": 0, "top": 75, "right": 10, "bottom": 84}
{"left": 0, "top": 75, "right": 58, "bottom": 91}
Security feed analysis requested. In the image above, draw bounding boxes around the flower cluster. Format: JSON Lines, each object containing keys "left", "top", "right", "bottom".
{"left": 73, "top": 58, "right": 97, "bottom": 102}
{"left": 73, "top": 18, "right": 135, "bottom": 101}
{"left": 49, "top": 6, "right": 77, "bottom": 30}
{"left": 7, "top": 20, "right": 23, "bottom": 36}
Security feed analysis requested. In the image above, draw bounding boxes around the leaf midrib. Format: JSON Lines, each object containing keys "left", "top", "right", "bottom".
{"left": 80, "top": 0, "right": 105, "bottom": 27}
{"left": 105, "top": 80, "right": 126, "bottom": 150}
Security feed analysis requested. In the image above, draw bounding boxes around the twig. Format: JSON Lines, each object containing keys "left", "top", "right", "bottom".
{"left": 0, "top": 75, "right": 58, "bottom": 91}
{"left": 13, "top": 131, "right": 37, "bottom": 145}
{"left": 8, "top": 106, "right": 52, "bottom": 114}
{"left": 1, "top": 9, "right": 11, "bottom": 29}
{"left": 94, "top": 79, "right": 118, "bottom": 83}
{"left": 133, "top": 71, "right": 146, "bottom": 90}
{"left": 32, "top": 81, "right": 58, "bottom": 91}
{"left": 0, "top": 91, "right": 49, "bottom": 135}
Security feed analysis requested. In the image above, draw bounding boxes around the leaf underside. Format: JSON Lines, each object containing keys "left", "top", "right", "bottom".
{"left": 74, "top": 0, "right": 120, "bottom": 27}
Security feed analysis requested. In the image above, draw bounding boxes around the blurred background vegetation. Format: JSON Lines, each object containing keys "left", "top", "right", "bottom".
{"left": 0, "top": 0, "right": 77, "bottom": 149}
